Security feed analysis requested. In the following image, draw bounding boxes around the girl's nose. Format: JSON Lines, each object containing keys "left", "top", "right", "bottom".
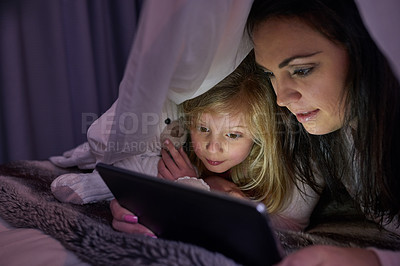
{"left": 273, "top": 77, "right": 301, "bottom": 107}
{"left": 206, "top": 138, "right": 223, "bottom": 153}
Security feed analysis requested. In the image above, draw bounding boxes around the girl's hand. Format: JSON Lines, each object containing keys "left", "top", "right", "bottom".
{"left": 276, "top": 245, "right": 380, "bottom": 266}
{"left": 110, "top": 199, "right": 156, "bottom": 238}
{"left": 157, "top": 139, "right": 197, "bottom": 180}
{"left": 203, "top": 175, "right": 246, "bottom": 198}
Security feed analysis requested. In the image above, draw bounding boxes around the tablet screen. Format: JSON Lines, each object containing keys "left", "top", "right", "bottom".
{"left": 97, "top": 163, "right": 282, "bottom": 266}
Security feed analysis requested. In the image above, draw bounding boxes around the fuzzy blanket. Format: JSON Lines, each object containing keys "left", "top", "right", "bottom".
{"left": 1, "top": 160, "right": 400, "bottom": 266}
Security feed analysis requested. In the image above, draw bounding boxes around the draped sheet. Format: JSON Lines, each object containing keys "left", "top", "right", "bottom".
{"left": 87, "top": 0, "right": 254, "bottom": 164}
{"left": 86, "top": 0, "right": 400, "bottom": 165}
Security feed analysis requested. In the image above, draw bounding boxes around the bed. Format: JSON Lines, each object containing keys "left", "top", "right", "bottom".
{"left": 1, "top": 160, "right": 399, "bottom": 265}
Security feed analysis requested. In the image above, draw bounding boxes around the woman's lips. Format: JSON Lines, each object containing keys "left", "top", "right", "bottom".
{"left": 295, "top": 109, "right": 319, "bottom": 123}
{"left": 206, "top": 159, "right": 224, "bottom": 166}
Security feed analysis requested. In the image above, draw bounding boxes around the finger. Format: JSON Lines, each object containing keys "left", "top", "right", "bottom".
{"left": 163, "top": 139, "right": 180, "bottom": 158}
{"left": 110, "top": 199, "right": 134, "bottom": 222}
{"left": 110, "top": 199, "right": 157, "bottom": 237}
{"left": 157, "top": 155, "right": 175, "bottom": 180}
{"left": 179, "top": 146, "right": 193, "bottom": 169}
{"left": 160, "top": 148, "right": 179, "bottom": 173}
{"left": 112, "top": 219, "right": 156, "bottom": 237}
{"left": 163, "top": 139, "right": 188, "bottom": 169}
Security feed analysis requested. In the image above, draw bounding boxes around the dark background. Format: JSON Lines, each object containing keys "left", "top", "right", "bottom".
{"left": 0, "top": 0, "right": 143, "bottom": 164}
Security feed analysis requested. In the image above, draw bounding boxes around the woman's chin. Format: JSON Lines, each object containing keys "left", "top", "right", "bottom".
{"left": 303, "top": 124, "right": 341, "bottom": 135}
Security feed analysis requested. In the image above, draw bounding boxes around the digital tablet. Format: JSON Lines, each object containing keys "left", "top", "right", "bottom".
{"left": 97, "top": 163, "right": 282, "bottom": 266}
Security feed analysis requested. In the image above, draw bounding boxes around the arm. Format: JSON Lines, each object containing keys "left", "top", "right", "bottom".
{"left": 369, "top": 248, "right": 400, "bottom": 266}
{"left": 274, "top": 178, "right": 400, "bottom": 266}
{"left": 277, "top": 246, "right": 380, "bottom": 266}
{"left": 368, "top": 217, "right": 400, "bottom": 266}
{"left": 273, "top": 183, "right": 384, "bottom": 266}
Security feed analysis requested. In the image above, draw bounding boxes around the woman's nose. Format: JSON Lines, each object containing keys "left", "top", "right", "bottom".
{"left": 273, "top": 77, "right": 301, "bottom": 107}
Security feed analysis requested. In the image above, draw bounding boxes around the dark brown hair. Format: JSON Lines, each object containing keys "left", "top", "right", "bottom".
{"left": 247, "top": 0, "right": 400, "bottom": 224}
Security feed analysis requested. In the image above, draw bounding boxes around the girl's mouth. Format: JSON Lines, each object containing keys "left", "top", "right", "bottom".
{"left": 295, "top": 109, "right": 319, "bottom": 123}
{"left": 206, "top": 159, "right": 224, "bottom": 166}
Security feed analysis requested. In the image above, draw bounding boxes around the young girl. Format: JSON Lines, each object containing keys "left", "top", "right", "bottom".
{"left": 111, "top": 52, "right": 299, "bottom": 236}
{"left": 158, "top": 52, "right": 291, "bottom": 214}
{"left": 247, "top": 0, "right": 400, "bottom": 265}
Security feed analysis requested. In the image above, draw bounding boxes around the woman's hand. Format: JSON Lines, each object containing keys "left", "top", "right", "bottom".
{"left": 110, "top": 199, "right": 156, "bottom": 238}
{"left": 157, "top": 139, "right": 197, "bottom": 180}
{"left": 276, "top": 245, "right": 380, "bottom": 266}
{"left": 203, "top": 175, "right": 246, "bottom": 198}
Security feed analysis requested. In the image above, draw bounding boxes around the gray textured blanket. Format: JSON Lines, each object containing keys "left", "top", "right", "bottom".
{"left": 0, "top": 160, "right": 399, "bottom": 265}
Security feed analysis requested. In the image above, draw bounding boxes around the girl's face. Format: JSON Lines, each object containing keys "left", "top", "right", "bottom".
{"left": 190, "top": 112, "right": 254, "bottom": 174}
{"left": 253, "top": 17, "right": 349, "bottom": 135}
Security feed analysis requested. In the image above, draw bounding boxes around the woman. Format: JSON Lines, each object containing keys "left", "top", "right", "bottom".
{"left": 246, "top": 0, "right": 400, "bottom": 265}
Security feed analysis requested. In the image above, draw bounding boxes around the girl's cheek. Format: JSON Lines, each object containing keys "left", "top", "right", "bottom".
{"left": 192, "top": 141, "right": 203, "bottom": 154}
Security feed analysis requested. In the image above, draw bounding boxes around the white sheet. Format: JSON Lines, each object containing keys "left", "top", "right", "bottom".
{"left": 87, "top": 0, "right": 254, "bottom": 165}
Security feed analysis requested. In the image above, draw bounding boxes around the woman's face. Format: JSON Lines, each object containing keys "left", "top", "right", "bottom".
{"left": 252, "top": 17, "right": 349, "bottom": 135}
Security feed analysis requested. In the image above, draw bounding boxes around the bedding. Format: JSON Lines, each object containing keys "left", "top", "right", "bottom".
{"left": 0, "top": 160, "right": 399, "bottom": 265}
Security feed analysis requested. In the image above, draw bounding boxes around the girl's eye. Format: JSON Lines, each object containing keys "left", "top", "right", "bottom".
{"left": 226, "top": 133, "right": 241, "bottom": 140}
{"left": 292, "top": 67, "right": 313, "bottom": 77}
{"left": 198, "top": 126, "right": 209, "bottom": 133}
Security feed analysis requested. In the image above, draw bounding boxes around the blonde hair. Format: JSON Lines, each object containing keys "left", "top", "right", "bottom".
{"left": 181, "top": 52, "right": 291, "bottom": 213}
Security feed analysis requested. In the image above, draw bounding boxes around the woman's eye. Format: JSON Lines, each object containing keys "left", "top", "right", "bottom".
{"left": 293, "top": 67, "right": 313, "bottom": 77}
{"left": 226, "top": 133, "right": 241, "bottom": 140}
{"left": 198, "top": 126, "right": 209, "bottom": 133}
{"left": 264, "top": 71, "right": 275, "bottom": 79}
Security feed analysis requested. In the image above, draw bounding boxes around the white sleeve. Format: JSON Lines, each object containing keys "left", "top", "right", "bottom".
{"left": 270, "top": 181, "right": 321, "bottom": 231}
{"left": 88, "top": 0, "right": 253, "bottom": 164}
{"left": 354, "top": 0, "right": 400, "bottom": 80}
